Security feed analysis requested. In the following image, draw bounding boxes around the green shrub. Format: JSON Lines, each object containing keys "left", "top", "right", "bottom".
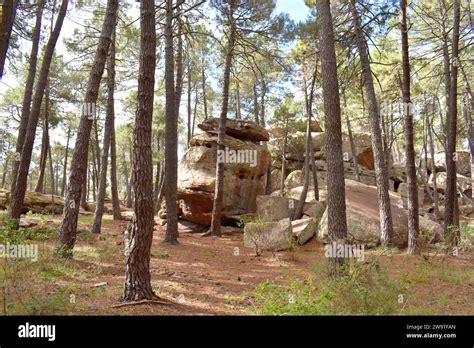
{"left": 246, "top": 259, "right": 406, "bottom": 315}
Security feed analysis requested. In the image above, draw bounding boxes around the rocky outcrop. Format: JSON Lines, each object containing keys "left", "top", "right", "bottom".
{"left": 0, "top": 190, "right": 64, "bottom": 214}
{"left": 269, "top": 131, "right": 374, "bottom": 172}
{"left": 316, "top": 179, "right": 447, "bottom": 248}
{"left": 317, "top": 179, "right": 410, "bottom": 247}
{"left": 255, "top": 195, "right": 296, "bottom": 221}
{"left": 198, "top": 117, "right": 269, "bottom": 142}
{"left": 398, "top": 183, "right": 425, "bottom": 209}
{"left": 302, "top": 201, "right": 326, "bottom": 220}
{"left": 177, "top": 120, "right": 270, "bottom": 225}
{"left": 243, "top": 216, "right": 319, "bottom": 252}
{"left": 244, "top": 218, "right": 293, "bottom": 252}
{"left": 311, "top": 132, "right": 374, "bottom": 170}
{"left": 428, "top": 172, "right": 471, "bottom": 195}
{"left": 284, "top": 169, "right": 304, "bottom": 188}
{"left": 291, "top": 217, "right": 318, "bottom": 245}
{"left": 426, "top": 150, "right": 471, "bottom": 177}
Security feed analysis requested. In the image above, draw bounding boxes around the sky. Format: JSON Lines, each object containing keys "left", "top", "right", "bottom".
{"left": 275, "top": 0, "right": 310, "bottom": 23}
{"left": 0, "top": 0, "right": 312, "bottom": 161}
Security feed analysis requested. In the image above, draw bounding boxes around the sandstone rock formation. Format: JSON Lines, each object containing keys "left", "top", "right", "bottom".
{"left": 177, "top": 118, "right": 270, "bottom": 225}
{"left": 0, "top": 189, "right": 64, "bottom": 214}
{"left": 426, "top": 150, "right": 471, "bottom": 177}
{"left": 428, "top": 172, "right": 471, "bottom": 195}
{"left": 317, "top": 179, "right": 445, "bottom": 248}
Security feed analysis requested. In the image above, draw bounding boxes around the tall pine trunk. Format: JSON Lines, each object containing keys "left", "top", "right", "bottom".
{"left": 209, "top": 4, "right": 235, "bottom": 237}
{"left": 162, "top": 0, "right": 179, "bottom": 244}
{"left": 317, "top": 0, "right": 348, "bottom": 273}
{"left": 61, "top": 126, "right": 70, "bottom": 196}
{"left": 9, "top": 0, "right": 69, "bottom": 222}
{"left": 201, "top": 48, "right": 208, "bottom": 119}
{"left": 123, "top": 150, "right": 132, "bottom": 208}
{"left": 400, "top": 0, "right": 419, "bottom": 255}
{"left": 56, "top": 0, "right": 118, "bottom": 258}
{"left": 110, "top": 116, "right": 122, "bottom": 220}
{"left": 11, "top": 0, "right": 44, "bottom": 193}
{"left": 122, "top": 0, "right": 157, "bottom": 301}
{"left": 35, "top": 105, "right": 49, "bottom": 193}
{"left": 350, "top": 0, "right": 394, "bottom": 246}
{"left": 92, "top": 27, "right": 117, "bottom": 234}
{"left": 444, "top": 0, "right": 461, "bottom": 236}
{"left": 0, "top": 0, "right": 17, "bottom": 77}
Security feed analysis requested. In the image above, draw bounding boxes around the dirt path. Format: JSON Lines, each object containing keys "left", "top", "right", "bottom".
{"left": 90, "top": 219, "right": 320, "bottom": 315}
{"left": 2, "top": 213, "right": 473, "bottom": 315}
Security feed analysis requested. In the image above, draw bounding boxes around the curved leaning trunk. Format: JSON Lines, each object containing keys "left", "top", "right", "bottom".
{"left": 11, "top": 0, "right": 44, "bottom": 193}
{"left": 9, "top": 0, "right": 69, "bottom": 222}
{"left": 0, "top": 0, "right": 17, "bottom": 78}
{"left": 91, "top": 28, "right": 117, "bottom": 234}
{"left": 55, "top": 0, "right": 118, "bottom": 258}
{"left": 349, "top": 0, "right": 394, "bottom": 246}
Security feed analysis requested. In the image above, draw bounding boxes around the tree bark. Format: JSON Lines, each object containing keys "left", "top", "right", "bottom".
{"left": 11, "top": 0, "right": 44, "bottom": 193}
{"left": 280, "top": 125, "right": 288, "bottom": 195}
{"left": 122, "top": 0, "right": 157, "bottom": 301}
{"left": 153, "top": 134, "right": 161, "bottom": 210}
{"left": 110, "top": 115, "right": 122, "bottom": 219}
{"left": 400, "top": 0, "right": 419, "bottom": 255}
{"left": 61, "top": 126, "right": 70, "bottom": 196}
{"left": 350, "top": 0, "right": 394, "bottom": 246}
{"left": 187, "top": 54, "right": 192, "bottom": 146}
{"left": 56, "top": 0, "right": 118, "bottom": 258}
{"left": 123, "top": 150, "right": 132, "bottom": 208}
{"left": 317, "top": 0, "right": 348, "bottom": 273}
{"left": 93, "top": 119, "right": 101, "bottom": 191}
{"left": 294, "top": 62, "right": 319, "bottom": 218}
{"left": 2, "top": 157, "right": 9, "bottom": 188}
{"left": 235, "top": 80, "right": 241, "bottom": 120}
{"left": 460, "top": 65, "right": 474, "bottom": 210}
{"left": 48, "top": 137, "right": 55, "bottom": 195}
{"left": 35, "top": 104, "right": 49, "bottom": 193}
{"left": 81, "top": 170, "right": 87, "bottom": 210}
{"left": 209, "top": 3, "right": 236, "bottom": 237}
{"left": 9, "top": 0, "right": 69, "bottom": 222}
{"left": 253, "top": 83, "right": 259, "bottom": 124}
{"left": 201, "top": 48, "right": 208, "bottom": 120}
{"left": 92, "top": 27, "right": 117, "bottom": 234}
{"left": 342, "top": 89, "right": 360, "bottom": 182}
{"left": 444, "top": 0, "right": 461, "bottom": 236}
{"left": 0, "top": 0, "right": 17, "bottom": 78}
{"left": 163, "top": 0, "right": 179, "bottom": 244}
{"left": 427, "top": 107, "right": 441, "bottom": 220}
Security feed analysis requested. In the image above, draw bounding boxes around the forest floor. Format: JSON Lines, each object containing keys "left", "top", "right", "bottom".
{"left": 0, "top": 212, "right": 473, "bottom": 315}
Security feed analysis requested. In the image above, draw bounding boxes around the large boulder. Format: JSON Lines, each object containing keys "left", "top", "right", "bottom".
{"left": 428, "top": 150, "right": 471, "bottom": 176}
{"left": 284, "top": 170, "right": 304, "bottom": 188}
{"left": 428, "top": 172, "right": 471, "bottom": 195}
{"left": 317, "top": 179, "right": 447, "bottom": 248}
{"left": 291, "top": 217, "right": 318, "bottom": 245}
{"left": 198, "top": 117, "right": 269, "bottom": 142}
{"left": 418, "top": 215, "right": 444, "bottom": 243}
{"left": 273, "top": 185, "right": 319, "bottom": 203}
{"left": 390, "top": 163, "right": 407, "bottom": 184}
{"left": 0, "top": 189, "right": 64, "bottom": 214}
{"left": 244, "top": 218, "right": 293, "bottom": 252}
{"left": 243, "top": 216, "right": 318, "bottom": 252}
{"left": 398, "top": 183, "right": 425, "bottom": 209}
{"left": 310, "top": 132, "right": 374, "bottom": 170}
{"left": 270, "top": 168, "right": 282, "bottom": 191}
{"left": 317, "top": 179, "right": 410, "bottom": 248}
{"left": 255, "top": 195, "right": 297, "bottom": 221}
{"left": 177, "top": 124, "right": 270, "bottom": 226}
{"left": 302, "top": 201, "right": 326, "bottom": 220}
